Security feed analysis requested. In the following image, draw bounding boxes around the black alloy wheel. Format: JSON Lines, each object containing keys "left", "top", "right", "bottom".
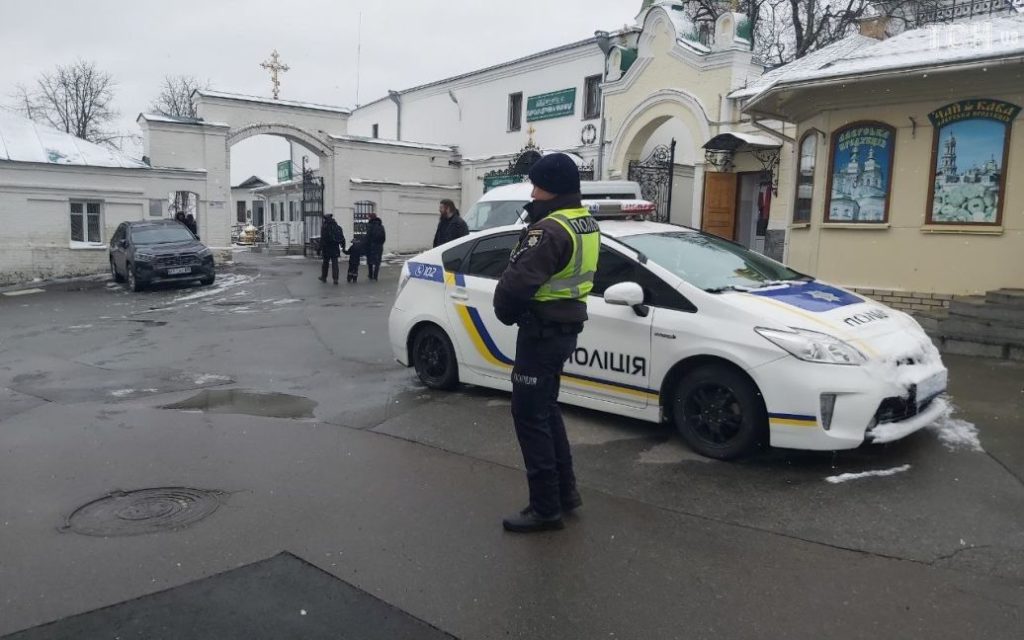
{"left": 412, "top": 325, "right": 459, "bottom": 390}
{"left": 672, "top": 364, "right": 767, "bottom": 460}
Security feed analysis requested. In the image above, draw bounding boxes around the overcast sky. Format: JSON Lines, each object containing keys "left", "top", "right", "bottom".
{"left": 1, "top": 0, "right": 640, "bottom": 184}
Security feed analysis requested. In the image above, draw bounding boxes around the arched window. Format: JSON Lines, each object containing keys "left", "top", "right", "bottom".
{"left": 825, "top": 121, "right": 896, "bottom": 223}
{"left": 793, "top": 130, "right": 819, "bottom": 223}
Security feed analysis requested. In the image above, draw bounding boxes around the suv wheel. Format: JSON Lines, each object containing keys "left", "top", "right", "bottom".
{"left": 671, "top": 364, "right": 767, "bottom": 460}
{"left": 126, "top": 263, "right": 144, "bottom": 292}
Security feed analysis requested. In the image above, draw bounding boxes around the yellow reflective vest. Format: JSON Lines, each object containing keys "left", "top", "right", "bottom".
{"left": 532, "top": 207, "right": 600, "bottom": 303}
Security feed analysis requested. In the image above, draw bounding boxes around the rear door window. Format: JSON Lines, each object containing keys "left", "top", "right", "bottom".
{"left": 464, "top": 233, "right": 519, "bottom": 279}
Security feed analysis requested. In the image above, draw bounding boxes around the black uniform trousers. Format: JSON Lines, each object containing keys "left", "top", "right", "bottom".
{"left": 366, "top": 246, "right": 383, "bottom": 280}
{"left": 511, "top": 325, "right": 580, "bottom": 518}
{"left": 321, "top": 255, "right": 339, "bottom": 282}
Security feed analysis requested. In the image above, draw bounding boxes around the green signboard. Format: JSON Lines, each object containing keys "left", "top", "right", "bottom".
{"left": 483, "top": 174, "right": 524, "bottom": 193}
{"left": 277, "top": 160, "right": 293, "bottom": 183}
{"left": 527, "top": 88, "right": 576, "bottom": 122}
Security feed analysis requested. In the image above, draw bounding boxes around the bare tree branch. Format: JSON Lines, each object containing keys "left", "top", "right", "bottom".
{"left": 9, "top": 60, "right": 119, "bottom": 145}
{"left": 150, "top": 75, "right": 209, "bottom": 119}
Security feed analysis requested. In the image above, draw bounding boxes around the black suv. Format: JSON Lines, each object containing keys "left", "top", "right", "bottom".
{"left": 109, "top": 220, "right": 216, "bottom": 292}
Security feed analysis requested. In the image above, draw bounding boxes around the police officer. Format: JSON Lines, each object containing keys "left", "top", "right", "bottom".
{"left": 494, "top": 153, "right": 599, "bottom": 533}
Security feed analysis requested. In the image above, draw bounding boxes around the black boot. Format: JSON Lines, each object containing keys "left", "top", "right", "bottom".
{"left": 519, "top": 488, "right": 581, "bottom": 516}
{"left": 503, "top": 508, "right": 563, "bottom": 533}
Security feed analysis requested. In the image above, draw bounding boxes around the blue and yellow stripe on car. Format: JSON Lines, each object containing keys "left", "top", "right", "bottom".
{"left": 451, "top": 295, "right": 660, "bottom": 402}
{"left": 769, "top": 413, "right": 818, "bottom": 428}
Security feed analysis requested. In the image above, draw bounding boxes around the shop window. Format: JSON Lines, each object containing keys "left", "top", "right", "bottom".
{"left": 793, "top": 131, "right": 818, "bottom": 223}
{"left": 926, "top": 99, "right": 1020, "bottom": 226}
{"left": 825, "top": 122, "right": 896, "bottom": 223}
{"left": 70, "top": 201, "right": 102, "bottom": 243}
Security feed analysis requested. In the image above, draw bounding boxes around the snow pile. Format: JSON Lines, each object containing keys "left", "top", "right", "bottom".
{"left": 928, "top": 405, "right": 983, "bottom": 452}
{"left": 826, "top": 464, "right": 911, "bottom": 484}
{"left": 272, "top": 299, "right": 301, "bottom": 305}
{"left": 172, "top": 274, "right": 256, "bottom": 304}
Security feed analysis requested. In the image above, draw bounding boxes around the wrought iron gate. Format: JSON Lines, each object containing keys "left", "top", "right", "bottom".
{"left": 628, "top": 139, "right": 676, "bottom": 222}
{"left": 301, "top": 167, "right": 325, "bottom": 256}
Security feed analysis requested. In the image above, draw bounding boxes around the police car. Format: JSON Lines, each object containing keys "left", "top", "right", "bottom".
{"left": 388, "top": 209, "right": 948, "bottom": 460}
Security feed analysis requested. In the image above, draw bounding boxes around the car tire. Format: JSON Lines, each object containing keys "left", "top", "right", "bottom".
{"left": 411, "top": 324, "right": 459, "bottom": 390}
{"left": 200, "top": 274, "right": 215, "bottom": 286}
{"left": 110, "top": 258, "right": 124, "bottom": 283}
{"left": 671, "top": 364, "right": 767, "bottom": 460}
{"left": 126, "top": 263, "right": 144, "bottom": 292}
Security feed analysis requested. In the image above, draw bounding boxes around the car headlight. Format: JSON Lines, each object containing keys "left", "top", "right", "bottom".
{"left": 755, "top": 327, "right": 866, "bottom": 366}
{"left": 396, "top": 267, "right": 411, "bottom": 297}
{"left": 134, "top": 252, "right": 155, "bottom": 262}
{"left": 196, "top": 247, "right": 213, "bottom": 258}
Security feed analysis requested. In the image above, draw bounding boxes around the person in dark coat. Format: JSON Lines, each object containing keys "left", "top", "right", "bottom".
{"left": 432, "top": 199, "right": 469, "bottom": 247}
{"left": 344, "top": 236, "right": 366, "bottom": 284}
{"left": 318, "top": 214, "right": 346, "bottom": 285}
{"left": 174, "top": 211, "right": 187, "bottom": 227}
{"left": 184, "top": 213, "right": 199, "bottom": 238}
{"left": 365, "top": 212, "right": 386, "bottom": 281}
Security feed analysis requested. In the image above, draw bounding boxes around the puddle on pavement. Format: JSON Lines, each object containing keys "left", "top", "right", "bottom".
{"left": 162, "top": 389, "right": 317, "bottom": 419}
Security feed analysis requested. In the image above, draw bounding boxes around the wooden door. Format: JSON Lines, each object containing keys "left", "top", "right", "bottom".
{"left": 701, "top": 172, "right": 738, "bottom": 240}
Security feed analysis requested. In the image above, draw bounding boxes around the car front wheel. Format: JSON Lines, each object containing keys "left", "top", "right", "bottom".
{"left": 126, "top": 263, "right": 144, "bottom": 292}
{"left": 671, "top": 364, "right": 767, "bottom": 460}
{"left": 411, "top": 325, "right": 459, "bottom": 390}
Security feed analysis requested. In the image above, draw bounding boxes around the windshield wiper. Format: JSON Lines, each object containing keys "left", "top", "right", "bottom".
{"left": 704, "top": 285, "right": 750, "bottom": 294}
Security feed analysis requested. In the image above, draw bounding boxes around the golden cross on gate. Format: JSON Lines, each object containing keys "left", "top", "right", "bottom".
{"left": 260, "top": 49, "right": 290, "bottom": 100}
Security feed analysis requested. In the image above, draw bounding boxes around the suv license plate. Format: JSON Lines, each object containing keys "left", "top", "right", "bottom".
{"left": 167, "top": 267, "right": 191, "bottom": 275}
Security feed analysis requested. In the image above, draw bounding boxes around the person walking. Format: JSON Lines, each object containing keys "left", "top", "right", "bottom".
{"left": 184, "top": 213, "right": 199, "bottom": 238}
{"left": 318, "top": 213, "right": 346, "bottom": 285}
{"left": 432, "top": 199, "right": 468, "bottom": 248}
{"left": 365, "top": 211, "right": 386, "bottom": 281}
{"left": 493, "top": 153, "right": 598, "bottom": 534}
{"left": 343, "top": 235, "right": 366, "bottom": 284}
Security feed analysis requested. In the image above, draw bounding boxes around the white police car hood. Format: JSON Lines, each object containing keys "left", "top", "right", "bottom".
{"left": 716, "top": 280, "right": 939, "bottom": 363}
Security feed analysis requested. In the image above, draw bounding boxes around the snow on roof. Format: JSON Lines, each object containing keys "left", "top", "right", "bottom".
{"left": 704, "top": 131, "right": 783, "bottom": 149}
{"left": 195, "top": 90, "right": 352, "bottom": 115}
{"left": 138, "top": 113, "right": 202, "bottom": 125}
{"left": 734, "top": 14, "right": 1024, "bottom": 100}
{"left": 730, "top": 36, "right": 877, "bottom": 99}
{"left": 330, "top": 134, "right": 456, "bottom": 152}
{"left": 350, "top": 177, "right": 460, "bottom": 190}
{"left": 0, "top": 109, "right": 147, "bottom": 169}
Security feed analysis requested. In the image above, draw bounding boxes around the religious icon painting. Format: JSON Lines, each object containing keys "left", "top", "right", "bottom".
{"left": 926, "top": 99, "right": 1020, "bottom": 226}
{"left": 824, "top": 122, "right": 896, "bottom": 223}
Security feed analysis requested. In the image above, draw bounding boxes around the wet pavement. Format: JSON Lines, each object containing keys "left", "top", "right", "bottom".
{"left": 1, "top": 253, "right": 1022, "bottom": 639}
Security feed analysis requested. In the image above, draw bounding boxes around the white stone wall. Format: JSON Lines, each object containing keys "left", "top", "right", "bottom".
{"left": 196, "top": 94, "right": 350, "bottom": 138}
{"left": 349, "top": 42, "right": 607, "bottom": 159}
{"left": 0, "top": 163, "right": 207, "bottom": 285}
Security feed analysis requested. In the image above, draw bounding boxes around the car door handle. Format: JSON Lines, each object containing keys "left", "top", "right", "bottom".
{"left": 448, "top": 291, "right": 469, "bottom": 301}
{"left": 655, "top": 332, "right": 676, "bottom": 340}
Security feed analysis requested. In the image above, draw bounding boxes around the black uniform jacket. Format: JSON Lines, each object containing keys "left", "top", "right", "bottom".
{"left": 493, "top": 194, "right": 589, "bottom": 327}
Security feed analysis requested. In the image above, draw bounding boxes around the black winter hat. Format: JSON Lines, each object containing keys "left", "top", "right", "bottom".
{"left": 528, "top": 153, "right": 581, "bottom": 195}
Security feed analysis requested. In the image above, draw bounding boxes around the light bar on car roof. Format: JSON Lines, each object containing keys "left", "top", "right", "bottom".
{"left": 586, "top": 199, "right": 656, "bottom": 219}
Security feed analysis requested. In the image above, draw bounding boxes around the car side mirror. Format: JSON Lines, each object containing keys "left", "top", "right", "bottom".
{"left": 604, "top": 282, "right": 649, "bottom": 317}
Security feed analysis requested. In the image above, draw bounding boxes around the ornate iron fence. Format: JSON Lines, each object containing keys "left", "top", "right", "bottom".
{"left": 916, "top": 0, "right": 1015, "bottom": 25}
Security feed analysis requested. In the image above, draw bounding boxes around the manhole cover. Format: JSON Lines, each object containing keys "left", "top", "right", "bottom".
{"left": 64, "top": 487, "right": 223, "bottom": 537}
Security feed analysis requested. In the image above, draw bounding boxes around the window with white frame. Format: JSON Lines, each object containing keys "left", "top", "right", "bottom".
{"left": 70, "top": 201, "right": 102, "bottom": 243}
{"left": 584, "top": 75, "right": 602, "bottom": 120}
{"left": 289, "top": 201, "right": 297, "bottom": 221}
{"left": 508, "top": 92, "right": 523, "bottom": 132}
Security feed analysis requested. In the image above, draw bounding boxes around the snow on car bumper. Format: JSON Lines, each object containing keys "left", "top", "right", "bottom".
{"left": 751, "top": 352, "right": 948, "bottom": 451}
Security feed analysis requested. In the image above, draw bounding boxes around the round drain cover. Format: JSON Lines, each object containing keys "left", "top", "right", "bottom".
{"left": 65, "top": 488, "right": 223, "bottom": 537}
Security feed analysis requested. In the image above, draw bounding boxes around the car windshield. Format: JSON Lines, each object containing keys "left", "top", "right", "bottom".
{"left": 465, "top": 200, "right": 528, "bottom": 231}
{"left": 618, "top": 231, "right": 807, "bottom": 292}
{"left": 132, "top": 225, "right": 195, "bottom": 245}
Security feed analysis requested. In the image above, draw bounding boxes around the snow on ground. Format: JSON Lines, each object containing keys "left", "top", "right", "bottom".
{"left": 172, "top": 274, "right": 257, "bottom": 304}
{"left": 193, "top": 374, "right": 232, "bottom": 385}
{"left": 826, "top": 465, "right": 911, "bottom": 484}
{"left": 928, "top": 406, "right": 984, "bottom": 452}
